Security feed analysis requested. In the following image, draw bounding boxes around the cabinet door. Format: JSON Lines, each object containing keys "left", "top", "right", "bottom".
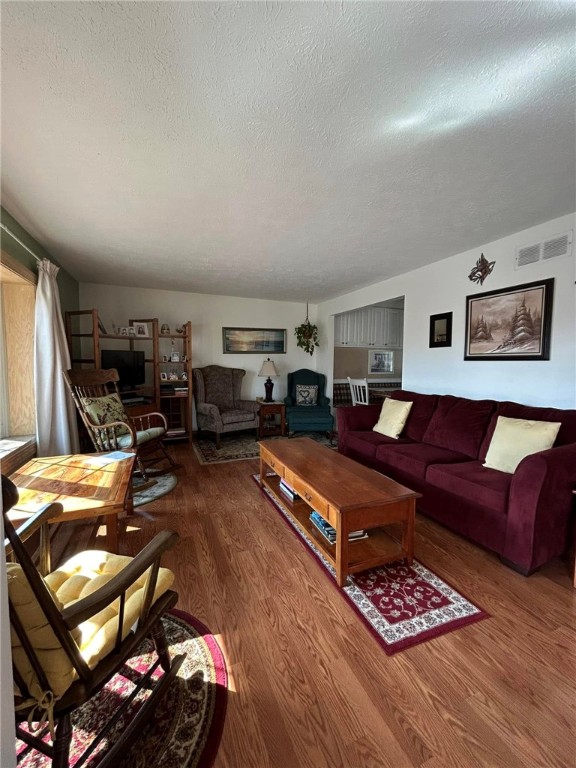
{"left": 370, "top": 308, "right": 387, "bottom": 347}
{"left": 355, "top": 309, "right": 372, "bottom": 347}
{"left": 386, "top": 309, "right": 404, "bottom": 347}
{"left": 334, "top": 313, "right": 351, "bottom": 345}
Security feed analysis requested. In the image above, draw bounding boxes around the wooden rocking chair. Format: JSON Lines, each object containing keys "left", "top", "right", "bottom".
{"left": 3, "top": 474, "right": 184, "bottom": 768}
{"left": 63, "top": 368, "right": 180, "bottom": 480}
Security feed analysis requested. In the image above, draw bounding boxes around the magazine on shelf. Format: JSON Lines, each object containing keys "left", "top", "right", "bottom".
{"left": 309, "top": 511, "right": 367, "bottom": 544}
{"left": 279, "top": 479, "right": 299, "bottom": 501}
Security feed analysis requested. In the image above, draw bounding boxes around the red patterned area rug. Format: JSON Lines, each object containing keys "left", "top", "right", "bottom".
{"left": 254, "top": 474, "right": 489, "bottom": 655}
{"left": 16, "top": 610, "right": 227, "bottom": 768}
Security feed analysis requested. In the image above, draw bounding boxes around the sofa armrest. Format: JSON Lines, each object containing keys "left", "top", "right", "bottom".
{"left": 337, "top": 404, "right": 381, "bottom": 433}
{"left": 503, "top": 443, "right": 576, "bottom": 573}
{"left": 196, "top": 402, "right": 223, "bottom": 430}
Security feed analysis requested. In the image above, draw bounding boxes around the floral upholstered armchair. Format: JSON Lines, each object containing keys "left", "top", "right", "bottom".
{"left": 192, "top": 365, "right": 260, "bottom": 447}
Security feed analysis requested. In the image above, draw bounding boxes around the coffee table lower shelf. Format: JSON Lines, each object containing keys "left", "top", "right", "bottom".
{"left": 263, "top": 473, "right": 408, "bottom": 583}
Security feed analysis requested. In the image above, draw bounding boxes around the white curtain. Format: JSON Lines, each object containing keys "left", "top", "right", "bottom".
{"left": 34, "top": 259, "right": 79, "bottom": 456}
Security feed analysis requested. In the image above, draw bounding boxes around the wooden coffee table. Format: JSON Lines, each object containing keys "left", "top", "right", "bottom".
{"left": 259, "top": 437, "right": 420, "bottom": 586}
{"left": 8, "top": 452, "right": 135, "bottom": 559}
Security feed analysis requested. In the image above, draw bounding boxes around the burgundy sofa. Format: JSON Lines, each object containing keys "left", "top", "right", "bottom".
{"left": 337, "top": 390, "right": 576, "bottom": 575}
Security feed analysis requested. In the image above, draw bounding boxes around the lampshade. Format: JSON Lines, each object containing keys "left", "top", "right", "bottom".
{"left": 259, "top": 359, "right": 278, "bottom": 377}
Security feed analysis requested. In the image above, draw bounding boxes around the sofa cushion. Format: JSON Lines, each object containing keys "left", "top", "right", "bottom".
{"left": 422, "top": 395, "right": 495, "bottom": 458}
{"left": 221, "top": 408, "right": 256, "bottom": 425}
{"left": 390, "top": 390, "right": 438, "bottom": 441}
{"left": 373, "top": 398, "right": 413, "bottom": 438}
{"left": 426, "top": 461, "right": 512, "bottom": 515}
{"left": 375, "top": 442, "right": 469, "bottom": 481}
{"left": 483, "top": 416, "right": 561, "bottom": 473}
{"left": 346, "top": 430, "right": 413, "bottom": 461}
{"left": 479, "top": 401, "right": 576, "bottom": 460}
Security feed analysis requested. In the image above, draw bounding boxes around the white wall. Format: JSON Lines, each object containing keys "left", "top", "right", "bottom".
{"left": 82, "top": 213, "right": 575, "bottom": 410}
{"left": 79, "top": 285, "right": 319, "bottom": 405}
{"left": 318, "top": 213, "right": 576, "bottom": 408}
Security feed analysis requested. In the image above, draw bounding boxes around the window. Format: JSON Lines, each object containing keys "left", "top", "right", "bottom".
{"left": 0, "top": 251, "right": 36, "bottom": 473}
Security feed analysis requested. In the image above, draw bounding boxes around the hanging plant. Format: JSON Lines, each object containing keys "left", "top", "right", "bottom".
{"left": 295, "top": 303, "right": 319, "bottom": 356}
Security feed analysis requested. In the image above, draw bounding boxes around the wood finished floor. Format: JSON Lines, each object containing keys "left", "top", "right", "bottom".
{"left": 55, "top": 443, "right": 576, "bottom": 768}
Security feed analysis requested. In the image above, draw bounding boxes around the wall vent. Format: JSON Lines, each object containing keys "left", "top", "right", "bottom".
{"left": 515, "top": 230, "right": 572, "bottom": 269}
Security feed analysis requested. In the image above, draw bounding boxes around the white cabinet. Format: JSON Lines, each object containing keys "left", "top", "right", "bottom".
{"left": 334, "top": 313, "right": 351, "bottom": 345}
{"left": 334, "top": 308, "right": 403, "bottom": 348}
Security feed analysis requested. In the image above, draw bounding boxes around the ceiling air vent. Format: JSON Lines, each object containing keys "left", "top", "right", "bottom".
{"left": 514, "top": 230, "right": 573, "bottom": 269}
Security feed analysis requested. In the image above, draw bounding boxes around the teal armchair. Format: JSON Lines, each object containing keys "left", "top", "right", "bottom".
{"left": 284, "top": 369, "right": 334, "bottom": 437}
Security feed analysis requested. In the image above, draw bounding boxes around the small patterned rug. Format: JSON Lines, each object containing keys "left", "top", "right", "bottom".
{"left": 254, "top": 475, "right": 489, "bottom": 655}
{"left": 16, "top": 610, "right": 227, "bottom": 768}
{"left": 133, "top": 473, "right": 177, "bottom": 505}
{"left": 193, "top": 431, "right": 335, "bottom": 464}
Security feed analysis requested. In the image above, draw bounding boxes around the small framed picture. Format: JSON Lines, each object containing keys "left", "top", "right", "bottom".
{"left": 162, "top": 354, "right": 169, "bottom": 362}
{"left": 134, "top": 322, "right": 149, "bottom": 338}
{"left": 181, "top": 355, "right": 188, "bottom": 363}
{"left": 127, "top": 326, "right": 136, "bottom": 337}
{"left": 160, "top": 372, "right": 168, "bottom": 381}
{"left": 429, "top": 312, "right": 453, "bottom": 348}
{"left": 118, "top": 327, "right": 129, "bottom": 336}
{"left": 170, "top": 352, "right": 180, "bottom": 363}
{"left": 368, "top": 349, "right": 394, "bottom": 374}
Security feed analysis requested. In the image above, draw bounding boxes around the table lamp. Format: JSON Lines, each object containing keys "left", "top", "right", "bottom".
{"left": 259, "top": 358, "right": 278, "bottom": 402}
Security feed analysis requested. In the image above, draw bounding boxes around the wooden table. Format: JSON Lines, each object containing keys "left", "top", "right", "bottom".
{"left": 257, "top": 400, "right": 286, "bottom": 438}
{"left": 9, "top": 452, "right": 135, "bottom": 555}
{"left": 259, "top": 437, "right": 420, "bottom": 586}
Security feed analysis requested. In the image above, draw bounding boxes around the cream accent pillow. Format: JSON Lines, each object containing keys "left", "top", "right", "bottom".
{"left": 483, "top": 416, "right": 561, "bottom": 474}
{"left": 373, "top": 398, "right": 413, "bottom": 439}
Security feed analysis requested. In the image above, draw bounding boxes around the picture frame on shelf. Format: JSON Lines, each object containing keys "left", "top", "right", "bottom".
{"left": 162, "top": 355, "right": 169, "bottom": 362}
{"left": 118, "top": 327, "right": 129, "bottom": 336}
{"left": 128, "top": 326, "right": 136, "bottom": 337}
{"left": 160, "top": 372, "right": 168, "bottom": 381}
{"left": 134, "top": 322, "right": 149, "bottom": 338}
{"left": 464, "top": 278, "right": 554, "bottom": 361}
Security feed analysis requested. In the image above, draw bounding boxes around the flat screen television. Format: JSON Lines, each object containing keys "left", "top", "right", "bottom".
{"left": 101, "top": 349, "right": 145, "bottom": 392}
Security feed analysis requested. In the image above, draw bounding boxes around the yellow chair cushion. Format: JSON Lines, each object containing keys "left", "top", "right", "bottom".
{"left": 9, "top": 551, "right": 174, "bottom": 707}
{"left": 483, "top": 415, "right": 561, "bottom": 474}
{"left": 8, "top": 563, "right": 76, "bottom": 702}
{"left": 373, "top": 398, "right": 413, "bottom": 439}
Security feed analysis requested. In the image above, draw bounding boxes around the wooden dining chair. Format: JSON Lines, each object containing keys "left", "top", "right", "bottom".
{"left": 4, "top": 474, "right": 184, "bottom": 768}
{"left": 347, "top": 377, "right": 370, "bottom": 406}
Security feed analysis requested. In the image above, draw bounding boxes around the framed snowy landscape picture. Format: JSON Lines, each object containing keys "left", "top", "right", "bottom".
{"left": 464, "top": 278, "right": 554, "bottom": 361}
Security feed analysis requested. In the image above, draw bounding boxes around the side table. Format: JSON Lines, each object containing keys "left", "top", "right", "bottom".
{"left": 257, "top": 400, "right": 286, "bottom": 439}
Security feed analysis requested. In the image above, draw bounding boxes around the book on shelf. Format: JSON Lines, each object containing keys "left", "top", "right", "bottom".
{"left": 309, "top": 511, "right": 367, "bottom": 544}
{"left": 279, "top": 479, "right": 299, "bottom": 501}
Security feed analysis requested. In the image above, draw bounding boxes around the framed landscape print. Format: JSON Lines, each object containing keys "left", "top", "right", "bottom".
{"left": 464, "top": 278, "right": 554, "bottom": 361}
{"left": 222, "top": 327, "right": 287, "bottom": 354}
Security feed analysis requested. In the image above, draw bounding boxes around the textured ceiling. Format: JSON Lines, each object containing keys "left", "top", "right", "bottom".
{"left": 1, "top": 1, "right": 575, "bottom": 302}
